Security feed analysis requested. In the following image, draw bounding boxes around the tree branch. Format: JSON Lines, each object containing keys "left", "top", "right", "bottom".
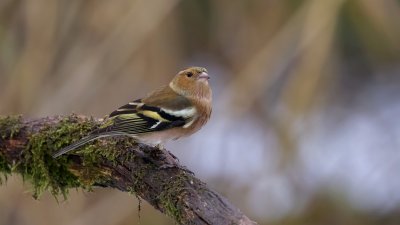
{"left": 0, "top": 115, "right": 256, "bottom": 225}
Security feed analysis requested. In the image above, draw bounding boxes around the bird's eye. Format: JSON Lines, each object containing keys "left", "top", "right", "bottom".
{"left": 186, "top": 72, "right": 193, "bottom": 78}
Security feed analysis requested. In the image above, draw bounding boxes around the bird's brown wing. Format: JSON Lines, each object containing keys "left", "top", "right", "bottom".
{"left": 95, "top": 86, "right": 193, "bottom": 135}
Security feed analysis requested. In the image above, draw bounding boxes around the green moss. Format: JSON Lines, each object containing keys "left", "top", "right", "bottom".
{"left": 0, "top": 115, "right": 22, "bottom": 184}
{"left": 19, "top": 115, "right": 104, "bottom": 199}
{"left": 162, "top": 197, "right": 183, "bottom": 223}
{"left": 0, "top": 115, "right": 22, "bottom": 139}
{"left": 0, "top": 154, "right": 11, "bottom": 184}
{"left": 159, "top": 173, "right": 191, "bottom": 223}
{"left": 18, "top": 114, "right": 143, "bottom": 199}
{"left": 0, "top": 114, "right": 141, "bottom": 200}
{"left": 78, "top": 139, "right": 120, "bottom": 166}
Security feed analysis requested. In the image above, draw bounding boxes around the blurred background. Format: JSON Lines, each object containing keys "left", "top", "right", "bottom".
{"left": 1, "top": 0, "right": 400, "bottom": 224}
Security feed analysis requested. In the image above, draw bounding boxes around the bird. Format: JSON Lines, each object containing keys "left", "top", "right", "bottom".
{"left": 52, "top": 67, "right": 212, "bottom": 158}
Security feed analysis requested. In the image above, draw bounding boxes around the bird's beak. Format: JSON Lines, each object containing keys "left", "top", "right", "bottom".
{"left": 198, "top": 72, "right": 210, "bottom": 80}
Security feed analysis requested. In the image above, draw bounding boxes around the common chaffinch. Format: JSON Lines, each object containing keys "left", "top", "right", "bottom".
{"left": 52, "top": 67, "right": 212, "bottom": 158}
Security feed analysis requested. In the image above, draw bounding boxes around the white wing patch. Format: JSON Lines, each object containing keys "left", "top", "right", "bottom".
{"left": 161, "top": 107, "right": 197, "bottom": 119}
{"left": 128, "top": 102, "right": 144, "bottom": 107}
{"left": 151, "top": 121, "right": 162, "bottom": 129}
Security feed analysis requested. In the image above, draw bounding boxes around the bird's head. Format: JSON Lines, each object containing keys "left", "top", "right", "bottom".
{"left": 169, "top": 67, "right": 212, "bottom": 101}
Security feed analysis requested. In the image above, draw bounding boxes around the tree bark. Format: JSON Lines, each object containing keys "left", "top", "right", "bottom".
{"left": 0, "top": 115, "right": 257, "bottom": 225}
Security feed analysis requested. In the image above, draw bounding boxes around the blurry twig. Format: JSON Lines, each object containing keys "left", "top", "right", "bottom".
{"left": 217, "top": 0, "right": 345, "bottom": 168}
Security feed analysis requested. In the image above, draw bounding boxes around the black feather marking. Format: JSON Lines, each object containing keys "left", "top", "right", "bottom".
{"left": 158, "top": 110, "right": 183, "bottom": 121}
{"left": 114, "top": 118, "right": 144, "bottom": 125}
{"left": 140, "top": 104, "right": 183, "bottom": 121}
{"left": 137, "top": 113, "right": 158, "bottom": 123}
{"left": 97, "top": 98, "right": 190, "bottom": 136}
{"left": 113, "top": 124, "right": 152, "bottom": 134}
{"left": 109, "top": 99, "right": 142, "bottom": 117}
{"left": 151, "top": 120, "right": 186, "bottom": 131}
{"left": 109, "top": 109, "right": 137, "bottom": 117}
{"left": 140, "top": 104, "right": 160, "bottom": 112}
{"left": 112, "top": 115, "right": 155, "bottom": 134}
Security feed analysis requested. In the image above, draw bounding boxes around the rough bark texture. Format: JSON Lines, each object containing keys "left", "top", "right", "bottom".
{"left": 0, "top": 115, "right": 257, "bottom": 225}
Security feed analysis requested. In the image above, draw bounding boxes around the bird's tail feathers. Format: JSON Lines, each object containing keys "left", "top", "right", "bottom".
{"left": 52, "top": 133, "right": 112, "bottom": 158}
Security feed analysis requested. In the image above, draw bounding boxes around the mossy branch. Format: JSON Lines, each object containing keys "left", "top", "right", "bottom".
{"left": 0, "top": 115, "right": 256, "bottom": 225}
